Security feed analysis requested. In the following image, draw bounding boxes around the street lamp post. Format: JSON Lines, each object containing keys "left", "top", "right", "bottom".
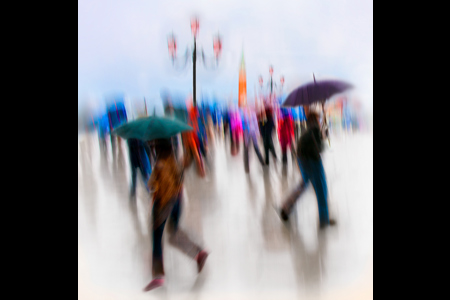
{"left": 269, "top": 66, "right": 275, "bottom": 96}
{"left": 167, "top": 17, "right": 222, "bottom": 107}
{"left": 191, "top": 18, "right": 198, "bottom": 108}
{"left": 259, "top": 66, "right": 284, "bottom": 104}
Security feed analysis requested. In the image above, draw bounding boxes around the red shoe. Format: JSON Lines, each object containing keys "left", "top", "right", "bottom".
{"left": 196, "top": 250, "right": 208, "bottom": 273}
{"left": 143, "top": 278, "right": 164, "bottom": 292}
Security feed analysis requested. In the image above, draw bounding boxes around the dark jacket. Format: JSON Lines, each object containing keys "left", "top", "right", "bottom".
{"left": 297, "top": 125, "right": 323, "bottom": 161}
{"left": 127, "top": 138, "right": 152, "bottom": 169}
{"left": 259, "top": 110, "right": 275, "bottom": 140}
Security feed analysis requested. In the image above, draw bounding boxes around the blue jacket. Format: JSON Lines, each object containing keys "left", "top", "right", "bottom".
{"left": 127, "top": 138, "right": 152, "bottom": 174}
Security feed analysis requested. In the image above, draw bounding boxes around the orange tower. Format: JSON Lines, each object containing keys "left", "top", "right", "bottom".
{"left": 238, "top": 51, "right": 247, "bottom": 107}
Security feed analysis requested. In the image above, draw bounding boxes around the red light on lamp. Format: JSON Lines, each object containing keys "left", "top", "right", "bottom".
{"left": 191, "top": 18, "right": 199, "bottom": 37}
{"left": 213, "top": 36, "right": 222, "bottom": 58}
{"left": 168, "top": 35, "right": 177, "bottom": 59}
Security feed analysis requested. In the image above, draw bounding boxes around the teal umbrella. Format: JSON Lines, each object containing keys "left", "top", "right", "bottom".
{"left": 112, "top": 116, "right": 193, "bottom": 141}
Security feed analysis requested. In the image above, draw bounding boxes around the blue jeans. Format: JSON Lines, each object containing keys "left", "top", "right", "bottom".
{"left": 282, "top": 158, "right": 330, "bottom": 225}
{"left": 129, "top": 145, "right": 152, "bottom": 195}
{"left": 130, "top": 164, "right": 150, "bottom": 195}
{"left": 298, "top": 158, "right": 329, "bottom": 224}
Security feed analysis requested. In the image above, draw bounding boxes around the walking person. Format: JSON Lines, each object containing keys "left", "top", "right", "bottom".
{"left": 185, "top": 105, "right": 206, "bottom": 177}
{"left": 108, "top": 101, "right": 128, "bottom": 156}
{"left": 278, "top": 111, "right": 336, "bottom": 228}
{"left": 243, "top": 107, "right": 265, "bottom": 172}
{"left": 143, "top": 138, "right": 209, "bottom": 291}
{"left": 127, "top": 138, "right": 152, "bottom": 198}
{"left": 229, "top": 106, "right": 242, "bottom": 156}
{"left": 279, "top": 108, "right": 295, "bottom": 164}
{"left": 259, "top": 108, "right": 277, "bottom": 165}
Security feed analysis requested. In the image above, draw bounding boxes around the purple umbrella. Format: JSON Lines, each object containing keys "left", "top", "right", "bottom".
{"left": 282, "top": 75, "right": 353, "bottom": 107}
{"left": 282, "top": 75, "right": 352, "bottom": 146}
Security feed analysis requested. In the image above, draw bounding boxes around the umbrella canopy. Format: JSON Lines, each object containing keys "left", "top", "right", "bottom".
{"left": 282, "top": 79, "right": 353, "bottom": 107}
{"left": 112, "top": 116, "right": 193, "bottom": 141}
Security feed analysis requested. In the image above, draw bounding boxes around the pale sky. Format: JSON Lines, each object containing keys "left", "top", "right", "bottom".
{"left": 78, "top": 0, "right": 373, "bottom": 114}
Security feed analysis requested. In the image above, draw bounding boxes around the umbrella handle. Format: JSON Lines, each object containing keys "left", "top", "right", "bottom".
{"left": 321, "top": 101, "right": 328, "bottom": 125}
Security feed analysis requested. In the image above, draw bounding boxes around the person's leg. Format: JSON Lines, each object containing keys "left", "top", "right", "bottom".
{"left": 290, "top": 142, "right": 296, "bottom": 160}
{"left": 310, "top": 160, "right": 330, "bottom": 226}
{"left": 263, "top": 136, "right": 270, "bottom": 165}
{"left": 130, "top": 166, "right": 137, "bottom": 197}
{"left": 281, "top": 143, "right": 287, "bottom": 164}
{"left": 269, "top": 136, "right": 277, "bottom": 160}
{"left": 144, "top": 208, "right": 167, "bottom": 291}
{"left": 167, "top": 195, "right": 205, "bottom": 271}
{"left": 169, "top": 194, "right": 182, "bottom": 230}
{"left": 110, "top": 134, "right": 116, "bottom": 156}
{"left": 230, "top": 129, "right": 235, "bottom": 153}
{"left": 280, "top": 158, "right": 311, "bottom": 217}
{"left": 244, "top": 132, "right": 250, "bottom": 173}
{"left": 199, "top": 137, "right": 207, "bottom": 160}
{"left": 151, "top": 217, "right": 167, "bottom": 278}
{"left": 138, "top": 165, "right": 150, "bottom": 193}
{"left": 194, "top": 144, "right": 205, "bottom": 177}
{"left": 138, "top": 147, "right": 152, "bottom": 191}
{"left": 280, "top": 181, "right": 307, "bottom": 219}
{"left": 190, "top": 136, "right": 203, "bottom": 175}
{"left": 251, "top": 135, "right": 265, "bottom": 165}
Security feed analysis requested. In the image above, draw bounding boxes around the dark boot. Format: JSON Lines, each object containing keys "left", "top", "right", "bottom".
{"left": 320, "top": 219, "right": 337, "bottom": 229}
{"left": 280, "top": 209, "right": 289, "bottom": 221}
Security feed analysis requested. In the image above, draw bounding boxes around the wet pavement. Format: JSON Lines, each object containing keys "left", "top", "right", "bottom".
{"left": 78, "top": 130, "right": 373, "bottom": 300}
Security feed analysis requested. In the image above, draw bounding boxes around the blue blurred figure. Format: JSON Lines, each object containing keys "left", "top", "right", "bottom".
{"left": 212, "top": 101, "right": 223, "bottom": 135}
{"left": 127, "top": 138, "right": 152, "bottom": 198}
{"left": 97, "top": 113, "right": 110, "bottom": 151}
{"left": 107, "top": 98, "right": 128, "bottom": 154}
{"left": 197, "top": 111, "right": 208, "bottom": 159}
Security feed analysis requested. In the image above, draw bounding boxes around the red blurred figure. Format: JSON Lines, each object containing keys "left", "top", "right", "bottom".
{"left": 278, "top": 109, "right": 295, "bottom": 164}
{"left": 183, "top": 100, "right": 205, "bottom": 177}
